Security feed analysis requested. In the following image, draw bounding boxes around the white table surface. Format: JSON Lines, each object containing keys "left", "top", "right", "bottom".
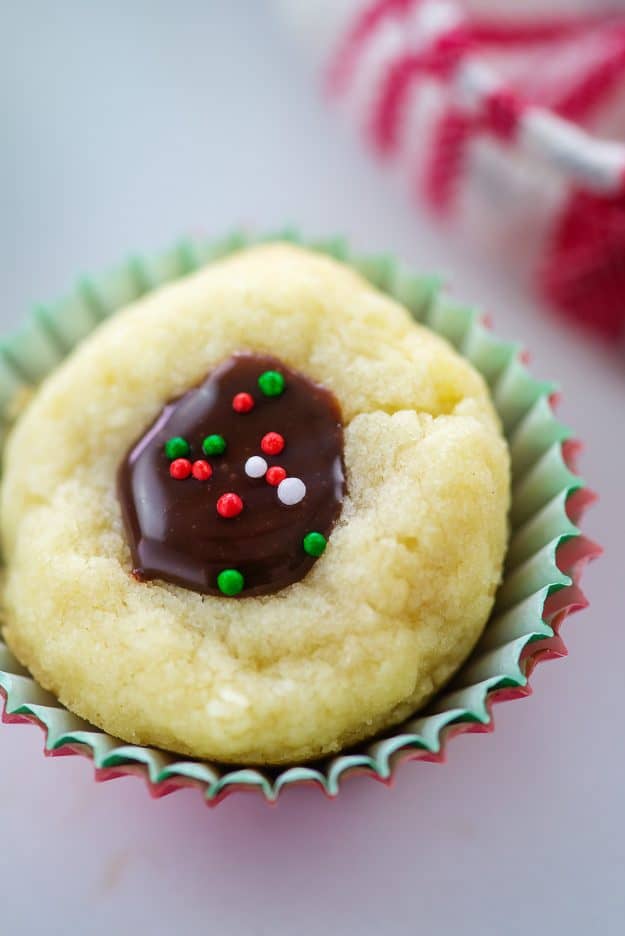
{"left": 0, "top": 3, "right": 622, "bottom": 934}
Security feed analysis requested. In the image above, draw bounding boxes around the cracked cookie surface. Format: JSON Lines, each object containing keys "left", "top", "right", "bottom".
{"left": 0, "top": 244, "right": 509, "bottom": 764}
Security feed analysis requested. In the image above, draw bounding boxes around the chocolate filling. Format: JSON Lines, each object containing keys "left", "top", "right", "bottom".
{"left": 118, "top": 354, "right": 345, "bottom": 596}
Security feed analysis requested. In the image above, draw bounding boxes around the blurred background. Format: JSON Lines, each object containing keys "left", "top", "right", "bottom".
{"left": 0, "top": 3, "right": 622, "bottom": 935}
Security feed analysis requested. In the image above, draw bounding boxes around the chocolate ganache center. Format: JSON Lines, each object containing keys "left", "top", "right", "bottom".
{"left": 118, "top": 354, "right": 345, "bottom": 597}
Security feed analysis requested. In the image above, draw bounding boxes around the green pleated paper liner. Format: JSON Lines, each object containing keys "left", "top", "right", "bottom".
{"left": 0, "top": 231, "right": 598, "bottom": 804}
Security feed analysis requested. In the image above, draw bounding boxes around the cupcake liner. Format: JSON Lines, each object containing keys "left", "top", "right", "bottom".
{"left": 0, "top": 230, "right": 599, "bottom": 805}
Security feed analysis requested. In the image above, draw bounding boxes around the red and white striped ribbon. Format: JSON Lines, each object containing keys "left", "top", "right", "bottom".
{"left": 312, "top": 0, "right": 625, "bottom": 340}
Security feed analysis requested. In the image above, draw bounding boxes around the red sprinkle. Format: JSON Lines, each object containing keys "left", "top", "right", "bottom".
{"left": 266, "top": 466, "right": 286, "bottom": 486}
{"left": 232, "top": 392, "right": 254, "bottom": 413}
{"left": 191, "top": 459, "right": 213, "bottom": 481}
{"left": 169, "top": 458, "right": 192, "bottom": 480}
{"left": 261, "top": 432, "right": 285, "bottom": 455}
{"left": 216, "top": 492, "right": 244, "bottom": 518}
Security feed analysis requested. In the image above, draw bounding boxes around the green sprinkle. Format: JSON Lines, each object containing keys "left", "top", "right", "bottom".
{"left": 258, "top": 370, "right": 285, "bottom": 397}
{"left": 217, "top": 569, "right": 244, "bottom": 596}
{"left": 303, "top": 531, "right": 327, "bottom": 557}
{"left": 164, "top": 436, "right": 189, "bottom": 459}
{"left": 202, "top": 434, "right": 226, "bottom": 456}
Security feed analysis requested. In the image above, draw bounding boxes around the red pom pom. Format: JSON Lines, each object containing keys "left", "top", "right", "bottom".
{"left": 169, "top": 458, "right": 192, "bottom": 480}
{"left": 232, "top": 392, "right": 254, "bottom": 413}
{"left": 266, "top": 466, "right": 286, "bottom": 486}
{"left": 216, "top": 492, "right": 244, "bottom": 518}
{"left": 192, "top": 459, "right": 213, "bottom": 481}
{"left": 542, "top": 188, "right": 625, "bottom": 341}
{"left": 260, "top": 432, "right": 285, "bottom": 455}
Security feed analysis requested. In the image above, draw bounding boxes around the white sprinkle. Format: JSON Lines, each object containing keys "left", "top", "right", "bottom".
{"left": 277, "top": 477, "right": 306, "bottom": 506}
{"left": 245, "top": 455, "right": 268, "bottom": 479}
